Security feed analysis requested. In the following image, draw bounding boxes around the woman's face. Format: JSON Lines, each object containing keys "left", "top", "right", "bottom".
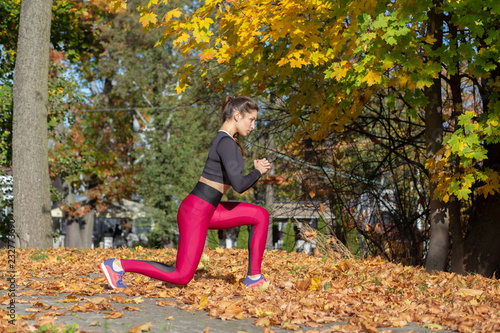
{"left": 236, "top": 109, "right": 258, "bottom": 136}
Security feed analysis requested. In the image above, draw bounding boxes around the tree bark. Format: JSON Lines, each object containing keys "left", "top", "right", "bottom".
{"left": 13, "top": 0, "right": 54, "bottom": 248}
{"left": 65, "top": 218, "right": 82, "bottom": 248}
{"left": 62, "top": 181, "right": 82, "bottom": 248}
{"left": 81, "top": 210, "right": 95, "bottom": 249}
{"left": 464, "top": 186, "right": 500, "bottom": 277}
{"left": 448, "top": 22, "right": 465, "bottom": 274}
{"left": 449, "top": 195, "right": 465, "bottom": 274}
{"left": 424, "top": 0, "right": 449, "bottom": 272}
{"left": 461, "top": 32, "right": 500, "bottom": 276}
{"left": 265, "top": 139, "right": 275, "bottom": 251}
{"left": 53, "top": 178, "right": 94, "bottom": 249}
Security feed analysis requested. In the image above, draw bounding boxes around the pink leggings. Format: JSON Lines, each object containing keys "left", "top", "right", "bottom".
{"left": 121, "top": 193, "right": 269, "bottom": 285}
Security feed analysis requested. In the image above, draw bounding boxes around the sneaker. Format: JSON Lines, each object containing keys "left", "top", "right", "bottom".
{"left": 243, "top": 275, "right": 268, "bottom": 288}
{"left": 100, "top": 258, "right": 127, "bottom": 289}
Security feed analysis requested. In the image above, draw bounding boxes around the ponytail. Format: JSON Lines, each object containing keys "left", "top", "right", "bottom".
{"left": 221, "top": 95, "right": 259, "bottom": 157}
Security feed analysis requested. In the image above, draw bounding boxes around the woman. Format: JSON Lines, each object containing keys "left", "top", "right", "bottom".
{"left": 100, "top": 96, "right": 271, "bottom": 289}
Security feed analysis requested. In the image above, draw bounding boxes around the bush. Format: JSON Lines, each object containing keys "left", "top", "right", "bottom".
{"left": 236, "top": 225, "right": 249, "bottom": 249}
{"left": 283, "top": 219, "right": 296, "bottom": 253}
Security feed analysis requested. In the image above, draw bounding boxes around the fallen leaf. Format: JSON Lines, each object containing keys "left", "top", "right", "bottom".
{"left": 90, "top": 296, "right": 107, "bottom": 304}
{"left": 158, "top": 290, "right": 172, "bottom": 298}
{"left": 123, "top": 306, "right": 140, "bottom": 311}
{"left": 43, "top": 311, "right": 66, "bottom": 317}
{"left": 70, "top": 301, "right": 98, "bottom": 313}
{"left": 199, "top": 295, "right": 208, "bottom": 309}
{"left": 258, "top": 281, "right": 270, "bottom": 291}
{"left": 255, "top": 316, "right": 271, "bottom": 327}
{"left": 59, "top": 294, "right": 79, "bottom": 303}
{"left": 423, "top": 323, "right": 443, "bottom": 330}
{"left": 36, "top": 315, "right": 56, "bottom": 327}
{"left": 296, "top": 279, "right": 310, "bottom": 291}
{"left": 128, "top": 296, "right": 144, "bottom": 304}
{"left": 224, "top": 303, "right": 243, "bottom": 315}
{"left": 361, "top": 321, "right": 379, "bottom": 333}
{"left": 310, "top": 276, "right": 321, "bottom": 290}
{"left": 157, "top": 300, "right": 177, "bottom": 307}
{"left": 256, "top": 308, "right": 275, "bottom": 318}
{"left": 281, "top": 321, "right": 299, "bottom": 330}
{"left": 23, "top": 313, "right": 37, "bottom": 320}
{"left": 110, "top": 296, "right": 127, "bottom": 303}
{"left": 129, "top": 322, "right": 152, "bottom": 333}
{"left": 29, "top": 301, "right": 50, "bottom": 309}
{"left": 458, "top": 288, "right": 483, "bottom": 297}
{"left": 103, "top": 311, "right": 123, "bottom": 319}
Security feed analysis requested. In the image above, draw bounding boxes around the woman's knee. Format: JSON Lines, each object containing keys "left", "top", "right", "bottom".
{"left": 173, "top": 267, "right": 196, "bottom": 285}
{"left": 176, "top": 274, "right": 195, "bottom": 285}
{"left": 255, "top": 206, "right": 269, "bottom": 225}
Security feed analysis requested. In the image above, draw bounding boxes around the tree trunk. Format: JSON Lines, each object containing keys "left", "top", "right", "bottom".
{"left": 65, "top": 218, "right": 82, "bottom": 248}
{"left": 265, "top": 139, "right": 275, "bottom": 251}
{"left": 462, "top": 140, "right": 500, "bottom": 277}
{"left": 63, "top": 182, "right": 82, "bottom": 248}
{"left": 449, "top": 29, "right": 500, "bottom": 277}
{"left": 424, "top": 0, "right": 448, "bottom": 272}
{"left": 81, "top": 210, "right": 95, "bottom": 248}
{"left": 12, "top": 0, "right": 54, "bottom": 248}
{"left": 424, "top": 115, "right": 449, "bottom": 271}
{"left": 460, "top": 29, "right": 500, "bottom": 276}
{"left": 449, "top": 195, "right": 465, "bottom": 274}
{"left": 53, "top": 178, "right": 94, "bottom": 249}
{"left": 464, "top": 189, "right": 500, "bottom": 277}
{"left": 447, "top": 22, "right": 465, "bottom": 274}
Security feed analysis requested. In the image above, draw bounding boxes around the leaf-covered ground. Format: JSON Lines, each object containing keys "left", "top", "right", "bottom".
{"left": 1, "top": 247, "right": 499, "bottom": 332}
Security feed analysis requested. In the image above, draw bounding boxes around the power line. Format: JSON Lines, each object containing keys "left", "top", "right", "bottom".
{"left": 76, "top": 107, "right": 172, "bottom": 113}
{"left": 76, "top": 104, "right": 208, "bottom": 112}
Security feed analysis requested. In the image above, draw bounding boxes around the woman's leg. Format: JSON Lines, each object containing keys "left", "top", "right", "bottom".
{"left": 208, "top": 202, "right": 269, "bottom": 275}
{"left": 120, "top": 195, "right": 215, "bottom": 285}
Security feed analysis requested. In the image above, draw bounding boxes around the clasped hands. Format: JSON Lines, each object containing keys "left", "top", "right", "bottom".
{"left": 254, "top": 158, "right": 271, "bottom": 175}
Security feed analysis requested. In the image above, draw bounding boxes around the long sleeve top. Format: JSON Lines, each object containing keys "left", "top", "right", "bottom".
{"left": 201, "top": 131, "right": 261, "bottom": 193}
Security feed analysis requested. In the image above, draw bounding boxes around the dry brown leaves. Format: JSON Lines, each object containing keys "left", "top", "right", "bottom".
{"left": 1, "top": 247, "right": 500, "bottom": 332}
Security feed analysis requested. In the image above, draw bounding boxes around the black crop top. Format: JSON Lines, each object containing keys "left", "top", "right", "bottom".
{"left": 201, "top": 131, "right": 261, "bottom": 193}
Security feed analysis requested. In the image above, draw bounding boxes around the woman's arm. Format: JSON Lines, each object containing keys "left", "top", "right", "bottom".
{"left": 217, "top": 137, "right": 267, "bottom": 193}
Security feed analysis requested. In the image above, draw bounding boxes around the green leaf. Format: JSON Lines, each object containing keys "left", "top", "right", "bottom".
{"left": 456, "top": 187, "right": 472, "bottom": 200}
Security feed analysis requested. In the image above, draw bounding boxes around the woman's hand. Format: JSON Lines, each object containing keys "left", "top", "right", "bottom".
{"left": 254, "top": 158, "right": 271, "bottom": 175}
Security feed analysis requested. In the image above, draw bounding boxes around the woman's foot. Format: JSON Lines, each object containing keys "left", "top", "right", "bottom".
{"left": 242, "top": 274, "right": 268, "bottom": 288}
{"left": 100, "top": 258, "right": 127, "bottom": 289}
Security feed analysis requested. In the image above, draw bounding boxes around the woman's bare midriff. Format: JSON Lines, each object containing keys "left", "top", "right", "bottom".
{"left": 199, "top": 176, "right": 231, "bottom": 194}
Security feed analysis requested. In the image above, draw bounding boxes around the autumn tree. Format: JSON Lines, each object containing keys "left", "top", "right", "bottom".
{"left": 54, "top": 0, "right": 221, "bottom": 248}
{"left": 136, "top": 105, "right": 215, "bottom": 247}
{"left": 125, "top": 0, "right": 500, "bottom": 275}
{"left": 1, "top": 0, "right": 112, "bottom": 245}
{"left": 1, "top": 0, "right": 116, "bottom": 247}
{"left": 50, "top": 2, "right": 156, "bottom": 248}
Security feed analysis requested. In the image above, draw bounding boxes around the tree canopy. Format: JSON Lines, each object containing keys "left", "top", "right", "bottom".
{"left": 127, "top": 0, "right": 499, "bottom": 202}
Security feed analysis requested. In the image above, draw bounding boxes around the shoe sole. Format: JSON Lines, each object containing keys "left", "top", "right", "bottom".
{"left": 100, "top": 262, "right": 117, "bottom": 289}
{"left": 246, "top": 280, "right": 267, "bottom": 288}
